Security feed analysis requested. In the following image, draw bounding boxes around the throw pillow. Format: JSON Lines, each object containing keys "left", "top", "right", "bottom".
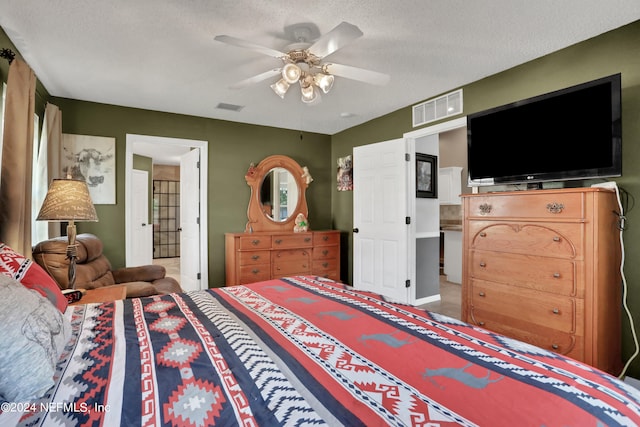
{"left": 0, "top": 275, "right": 72, "bottom": 402}
{"left": 0, "top": 243, "right": 67, "bottom": 312}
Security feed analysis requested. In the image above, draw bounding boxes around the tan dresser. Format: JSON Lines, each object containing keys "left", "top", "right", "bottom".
{"left": 225, "top": 230, "right": 340, "bottom": 285}
{"left": 461, "top": 188, "right": 621, "bottom": 375}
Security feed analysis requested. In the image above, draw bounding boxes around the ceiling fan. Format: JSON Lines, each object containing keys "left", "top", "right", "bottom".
{"left": 214, "top": 22, "right": 390, "bottom": 104}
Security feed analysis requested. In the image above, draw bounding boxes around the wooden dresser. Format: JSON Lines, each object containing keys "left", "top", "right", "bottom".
{"left": 461, "top": 188, "right": 621, "bottom": 375}
{"left": 225, "top": 230, "right": 341, "bottom": 285}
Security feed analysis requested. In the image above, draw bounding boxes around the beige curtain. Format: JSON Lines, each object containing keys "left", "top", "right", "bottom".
{"left": 0, "top": 59, "right": 36, "bottom": 256}
{"left": 32, "top": 102, "right": 63, "bottom": 242}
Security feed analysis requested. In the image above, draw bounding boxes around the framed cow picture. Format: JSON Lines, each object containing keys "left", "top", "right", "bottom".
{"left": 61, "top": 134, "right": 116, "bottom": 204}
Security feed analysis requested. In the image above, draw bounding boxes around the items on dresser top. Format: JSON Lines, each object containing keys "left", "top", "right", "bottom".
{"left": 461, "top": 187, "right": 622, "bottom": 375}
{"left": 225, "top": 230, "right": 340, "bottom": 285}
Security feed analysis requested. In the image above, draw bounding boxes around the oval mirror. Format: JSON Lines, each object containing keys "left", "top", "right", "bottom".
{"left": 259, "top": 167, "right": 299, "bottom": 222}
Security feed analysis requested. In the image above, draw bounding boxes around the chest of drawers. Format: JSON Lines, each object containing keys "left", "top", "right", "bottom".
{"left": 461, "top": 188, "right": 621, "bottom": 375}
{"left": 225, "top": 230, "right": 341, "bottom": 285}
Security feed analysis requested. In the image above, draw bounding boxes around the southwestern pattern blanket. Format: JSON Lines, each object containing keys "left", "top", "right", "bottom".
{"left": 3, "top": 276, "right": 640, "bottom": 426}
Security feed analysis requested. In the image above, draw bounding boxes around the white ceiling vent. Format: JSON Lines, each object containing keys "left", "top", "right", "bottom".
{"left": 216, "top": 102, "right": 244, "bottom": 112}
{"left": 412, "top": 89, "right": 463, "bottom": 127}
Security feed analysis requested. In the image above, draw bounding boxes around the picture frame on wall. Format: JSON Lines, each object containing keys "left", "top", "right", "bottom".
{"left": 61, "top": 134, "right": 116, "bottom": 204}
{"left": 416, "top": 153, "right": 437, "bottom": 198}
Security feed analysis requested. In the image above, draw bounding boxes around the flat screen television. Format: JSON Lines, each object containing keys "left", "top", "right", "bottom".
{"left": 467, "top": 73, "right": 622, "bottom": 186}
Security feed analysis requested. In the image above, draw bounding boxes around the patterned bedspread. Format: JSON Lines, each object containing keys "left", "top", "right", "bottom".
{"left": 4, "top": 275, "right": 640, "bottom": 426}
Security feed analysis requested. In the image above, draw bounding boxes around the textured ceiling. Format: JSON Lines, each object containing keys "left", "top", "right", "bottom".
{"left": 2, "top": 1, "right": 640, "bottom": 136}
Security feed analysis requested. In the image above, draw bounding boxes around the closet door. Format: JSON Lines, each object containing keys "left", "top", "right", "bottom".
{"left": 353, "top": 138, "right": 410, "bottom": 303}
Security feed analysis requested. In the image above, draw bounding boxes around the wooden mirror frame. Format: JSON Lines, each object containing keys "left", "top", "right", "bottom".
{"left": 245, "top": 155, "right": 309, "bottom": 232}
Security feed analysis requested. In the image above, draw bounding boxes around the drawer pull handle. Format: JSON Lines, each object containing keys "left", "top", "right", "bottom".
{"left": 479, "top": 232, "right": 487, "bottom": 238}
{"left": 302, "top": 251, "right": 308, "bottom": 256}
{"left": 553, "top": 236, "right": 561, "bottom": 242}
{"left": 479, "top": 262, "right": 486, "bottom": 268}
{"left": 251, "top": 239, "right": 260, "bottom": 245}
{"left": 478, "top": 321, "right": 485, "bottom": 326}
{"left": 323, "top": 236, "right": 329, "bottom": 241}
{"left": 251, "top": 255, "right": 260, "bottom": 260}
{"left": 552, "top": 344, "right": 559, "bottom": 350}
{"left": 322, "top": 262, "right": 329, "bottom": 268}
{"left": 305, "top": 237, "right": 311, "bottom": 242}
{"left": 251, "top": 269, "right": 260, "bottom": 274}
{"left": 479, "top": 203, "right": 492, "bottom": 215}
{"left": 553, "top": 272, "right": 561, "bottom": 278}
{"left": 546, "top": 202, "right": 565, "bottom": 214}
{"left": 275, "top": 239, "right": 282, "bottom": 244}
{"left": 478, "top": 292, "right": 486, "bottom": 297}
{"left": 552, "top": 308, "right": 560, "bottom": 314}
{"left": 322, "top": 250, "right": 329, "bottom": 256}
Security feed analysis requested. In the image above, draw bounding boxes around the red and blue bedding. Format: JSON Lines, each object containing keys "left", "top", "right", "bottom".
{"left": 5, "top": 275, "right": 640, "bottom": 426}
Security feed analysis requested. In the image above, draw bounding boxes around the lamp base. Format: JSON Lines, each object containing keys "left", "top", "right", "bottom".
{"left": 66, "top": 222, "right": 78, "bottom": 289}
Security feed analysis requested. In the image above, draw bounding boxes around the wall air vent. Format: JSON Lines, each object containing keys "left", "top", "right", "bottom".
{"left": 216, "top": 102, "right": 244, "bottom": 112}
{"left": 412, "top": 89, "right": 462, "bottom": 127}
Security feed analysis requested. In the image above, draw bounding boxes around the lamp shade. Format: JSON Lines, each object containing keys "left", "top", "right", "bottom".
{"left": 36, "top": 179, "right": 98, "bottom": 222}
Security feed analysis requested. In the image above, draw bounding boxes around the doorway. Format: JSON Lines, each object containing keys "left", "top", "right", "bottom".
{"left": 125, "top": 134, "right": 208, "bottom": 290}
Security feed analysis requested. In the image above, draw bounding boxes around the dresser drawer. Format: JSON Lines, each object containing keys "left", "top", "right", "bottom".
{"left": 272, "top": 233, "right": 313, "bottom": 248}
{"left": 468, "top": 222, "right": 582, "bottom": 258}
{"left": 238, "top": 265, "right": 271, "bottom": 284}
{"left": 238, "top": 235, "right": 271, "bottom": 250}
{"left": 467, "top": 192, "right": 584, "bottom": 219}
{"left": 273, "top": 261, "right": 311, "bottom": 277}
{"left": 238, "top": 250, "right": 270, "bottom": 266}
{"left": 313, "top": 246, "right": 339, "bottom": 260}
{"left": 470, "top": 250, "right": 580, "bottom": 297}
{"left": 470, "top": 305, "right": 582, "bottom": 358}
{"left": 468, "top": 280, "right": 584, "bottom": 335}
{"left": 314, "top": 231, "right": 340, "bottom": 246}
{"left": 312, "top": 259, "right": 338, "bottom": 273}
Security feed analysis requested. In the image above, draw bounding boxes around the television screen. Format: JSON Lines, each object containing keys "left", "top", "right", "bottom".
{"left": 467, "top": 73, "right": 621, "bottom": 186}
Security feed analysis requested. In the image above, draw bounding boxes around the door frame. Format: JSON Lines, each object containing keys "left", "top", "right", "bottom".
{"left": 125, "top": 134, "right": 209, "bottom": 288}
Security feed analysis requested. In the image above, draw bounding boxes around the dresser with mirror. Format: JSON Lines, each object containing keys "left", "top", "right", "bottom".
{"left": 225, "top": 155, "right": 340, "bottom": 286}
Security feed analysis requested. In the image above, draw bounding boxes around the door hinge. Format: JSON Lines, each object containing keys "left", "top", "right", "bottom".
{"left": 197, "top": 272, "right": 201, "bottom": 280}
{"left": 405, "top": 153, "right": 411, "bottom": 162}
{"left": 406, "top": 216, "right": 411, "bottom": 225}
{"left": 197, "top": 161, "right": 200, "bottom": 168}
{"left": 405, "top": 279, "right": 411, "bottom": 288}
{"left": 196, "top": 217, "right": 200, "bottom": 225}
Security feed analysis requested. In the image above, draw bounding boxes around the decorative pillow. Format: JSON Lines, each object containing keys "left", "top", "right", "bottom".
{"left": 0, "top": 243, "right": 67, "bottom": 312}
{"left": 0, "top": 275, "right": 72, "bottom": 402}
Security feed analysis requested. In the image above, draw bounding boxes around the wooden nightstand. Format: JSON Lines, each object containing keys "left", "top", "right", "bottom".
{"left": 70, "top": 285, "right": 127, "bottom": 305}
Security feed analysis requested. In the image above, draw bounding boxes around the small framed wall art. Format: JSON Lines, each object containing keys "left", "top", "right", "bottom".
{"left": 416, "top": 153, "right": 437, "bottom": 198}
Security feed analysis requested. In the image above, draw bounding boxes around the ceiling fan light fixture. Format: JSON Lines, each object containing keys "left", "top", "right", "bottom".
{"left": 314, "top": 73, "right": 334, "bottom": 94}
{"left": 282, "top": 63, "right": 302, "bottom": 84}
{"left": 270, "top": 78, "right": 290, "bottom": 98}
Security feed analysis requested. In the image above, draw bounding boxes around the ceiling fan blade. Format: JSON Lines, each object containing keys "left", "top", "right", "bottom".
{"left": 229, "top": 68, "right": 282, "bottom": 89}
{"left": 324, "top": 63, "right": 390, "bottom": 86}
{"left": 308, "top": 22, "right": 363, "bottom": 58}
{"left": 214, "top": 35, "right": 286, "bottom": 58}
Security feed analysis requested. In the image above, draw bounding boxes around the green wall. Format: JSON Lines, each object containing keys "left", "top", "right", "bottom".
{"left": 51, "top": 98, "right": 333, "bottom": 286}
{"left": 331, "top": 20, "right": 640, "bottom": 375}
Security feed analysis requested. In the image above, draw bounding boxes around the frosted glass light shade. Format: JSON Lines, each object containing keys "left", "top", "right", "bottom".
{"left": 282, "top": 63, "right": 302, "bottom": 84}
{"left": 314, "top": 73, "right": 334, "bottom": 94}
{"left": 270, "top": 79, "right": 290, "bottom": 98}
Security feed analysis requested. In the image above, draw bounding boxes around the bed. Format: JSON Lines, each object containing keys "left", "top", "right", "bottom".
{"left": 2, "top": 275, "right": 640, "bottom": 426}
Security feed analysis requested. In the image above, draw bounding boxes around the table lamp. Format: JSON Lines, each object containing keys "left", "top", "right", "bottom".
{"left": 36, "top": 178, "right": 98, "bottom": 289}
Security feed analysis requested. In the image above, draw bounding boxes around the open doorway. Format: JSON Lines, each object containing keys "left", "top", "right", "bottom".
{"left": 125, "top": 134, "right": 208, "bottom": 291}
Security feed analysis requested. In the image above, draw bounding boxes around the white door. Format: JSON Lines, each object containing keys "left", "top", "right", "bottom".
{"left": 131, "top": 170, "right": 153, "bottom": 266}
{"left": 353, "top": 138, "right": 410, "bottom": 303}
{"left": 180, "top": 148, "right": 201, "bottom": 292}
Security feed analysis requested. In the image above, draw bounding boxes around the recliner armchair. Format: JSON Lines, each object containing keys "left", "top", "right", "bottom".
{"left": 32, "top": 233, "right": 182, "bottom": 298}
